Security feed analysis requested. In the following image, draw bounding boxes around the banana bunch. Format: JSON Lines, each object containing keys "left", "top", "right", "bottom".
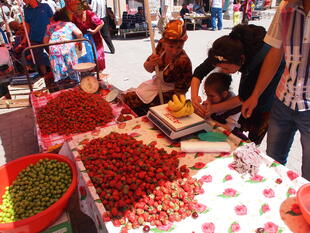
{"left": 168, "top": 94, "right": 195, "bottom": 118}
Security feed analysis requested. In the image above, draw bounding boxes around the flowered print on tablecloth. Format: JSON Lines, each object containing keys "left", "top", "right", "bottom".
{"left": 61, "top": 117, "right": 309, "bottom": 233}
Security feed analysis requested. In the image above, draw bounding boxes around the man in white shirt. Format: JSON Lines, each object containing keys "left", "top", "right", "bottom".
{"left": 242, "top": 0, "right": 310, "bottom": 180}
{"left": 210, "top": 0, "right": 224, "bottom": 30}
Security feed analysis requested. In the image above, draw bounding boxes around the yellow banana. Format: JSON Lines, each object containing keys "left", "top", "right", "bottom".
{"left": 170, "top": 94, "right": 185, "bottom": 111}
{"left": 179, "top": 94, "right": 186, "bottom": 105}
{"left": 182, "top": 102, "right": 191, "bottom": 116}
{"left": 171, "top": 105, "right": 187, "bottom": 118}
{"left": 172, "top": 94, "right": 180, "bottom": 104}
{"left": 186, "top": 100, "right": 195, "bottom": 115}
{"left": 171, "top": 101, "right": 195, "bottom": 118}
{"left": 168, "top": 100, "right": 175, "bottom": 111}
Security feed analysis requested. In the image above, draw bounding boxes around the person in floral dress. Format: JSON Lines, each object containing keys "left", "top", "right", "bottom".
{"left": 44, "top": 9, "right": 82, "bottom": 83}
{"left": 72, "top": 6, "right": 105, "bottom": 71}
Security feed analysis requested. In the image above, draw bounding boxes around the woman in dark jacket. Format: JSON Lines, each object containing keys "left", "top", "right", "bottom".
{"left": 191, "top": 24, "right": 285, "bottom": 144}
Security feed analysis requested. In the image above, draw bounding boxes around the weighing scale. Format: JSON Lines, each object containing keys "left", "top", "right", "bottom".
{"left": 73, "top": 63, "right": 99, "bottom": 94}
{"left": 147, "top": 104, "right": 212, "bottom": 140}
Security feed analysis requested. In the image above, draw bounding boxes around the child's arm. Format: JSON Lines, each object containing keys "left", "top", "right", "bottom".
{"left": 143, "top": 53, "right": 161, "bottom": 73}
{"left": 205, "top": 96, "right": 242, "bottom": 117}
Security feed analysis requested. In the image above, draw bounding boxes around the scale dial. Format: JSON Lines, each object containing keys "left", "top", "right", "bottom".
{"left": 80, "top": 76, "right": 99, "bottom": 93}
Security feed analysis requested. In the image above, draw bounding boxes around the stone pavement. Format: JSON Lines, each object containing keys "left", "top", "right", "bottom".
{"left": 0, "top": 10, "right": 303, "bottom": 232}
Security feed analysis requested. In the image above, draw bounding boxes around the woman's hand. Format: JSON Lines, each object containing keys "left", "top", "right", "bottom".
{"left": 191, "top": 95, "right": 205, "bottom": 117}
{"left": 87, "top": 29, "right": 96, "bottom": 35}
{"left": 241, "top": 95, "right": 258, "bottom": 118}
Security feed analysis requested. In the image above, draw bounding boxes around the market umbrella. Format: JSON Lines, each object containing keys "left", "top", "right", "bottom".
{"left": 144, "top": 0, "right": 164, "bottom": 104}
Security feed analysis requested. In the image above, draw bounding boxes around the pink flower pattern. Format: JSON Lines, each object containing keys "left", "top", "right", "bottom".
{"left": 70, "top": 117, "right": 306, "bottom": 233}
{"left": 264, "top": 222, "right": 279, "bottom": 233}
{"left": 223, "top": 188, "right": 238, "bottom": 197}
{"left": 193, "top": 162, "right": 206, "bottom": 169}
{"left": 228, "top": 162, "right": 235, "bottom": 170}
{"left": 287, "top": 170, "right": 299, "bottom": 180}
{"left": 234, "top": 205, "right": 247, "bottom": 215}
{"left": 202, "top": 222, "right": 215, "bottom": 233}
{"left": 195, "top": 203, "right": 207, "bottom": 213}
{"left": 287, "top": 187, "right": 296, "bottom": 197}
{"left": 224, "top": 174, "right": 233, "bottom": 182}
{"left": 157, "top": 221, "right": 173, "bottom": 231}
{"left": 261, "top": 204, "right": 270, "bottom": 214}
{"left": 251, "top": 174, "right": 264, "bottom": 182}
{"left": 263, "top": 188, "right": 275, "bottom": 198}
{"left": 231, "top": 222, "right": 241, "bottom": 232}
{"left": 200, "top": 175, "right": 213, "bottom": 183}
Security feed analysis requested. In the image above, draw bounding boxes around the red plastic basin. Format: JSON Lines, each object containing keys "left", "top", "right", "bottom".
{"left": 0, "top": 153, "right": 77, "bottom": 233}
{"left": 297, "top": 183, "right": 310, "bottom": 225}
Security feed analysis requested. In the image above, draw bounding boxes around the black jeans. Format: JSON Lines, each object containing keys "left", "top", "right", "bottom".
{"left": 100, "top": 17, "right": 115, "bottom": 54}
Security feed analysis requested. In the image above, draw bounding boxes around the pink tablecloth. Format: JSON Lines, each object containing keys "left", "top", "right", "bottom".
{"left": 60, "top": 116, "right": 310, "bottom": 233}
{"left": 30, "top": 88, "right": 135, "bottom": 152}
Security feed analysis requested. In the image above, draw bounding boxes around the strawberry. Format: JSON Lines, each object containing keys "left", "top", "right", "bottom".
{"left": 121, "top": 108, "right": 132, "bottom": 114}
{"left": 154, "top": 220, "right": 162, "bottom": 226}
{"left": 161, "top": 219, "right": 169, "bottom": 226}
{"left": 112, "top": 219, "right": 121, "bottom": 227}
{"left": 136, "top": 208, "right": 144, "bottom": 215}
{"left": 125, "top": 115, "right": 133, "bottom": 121}
{"left": 78, "top": 132, "right": 204, "bottom": 229}
{"left": 102, "top": 212, "right": 111, "bottom": 222}
{"left": 120, "top": 226, "right": 128, "bottom": 233}
{"left": 175, "top": 214, "right": 182, "bottom": 222}
{"left": 126, "top": 222, "right": 133, "bottom": 230}
{"left": 111, "top": 207, "right": 118, "bottom": 216}
{"left": 37, "top": 89, "right": 114, "bottom": 135}
{"left": 132, "top": 221, "right": 140, "bottom": 229}
{"left": 168, "top": 214, "right": 176, "bottom": 222}
{"left": 138, "top": 216, "right": 145, "bottom": 225}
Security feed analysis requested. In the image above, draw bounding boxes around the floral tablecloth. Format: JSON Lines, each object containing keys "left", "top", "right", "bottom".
{"left": 59, "top": 116, "right": 310, "bottom": 233}
{"left": 30, "top": 88, "right": 135, "bottom": 152}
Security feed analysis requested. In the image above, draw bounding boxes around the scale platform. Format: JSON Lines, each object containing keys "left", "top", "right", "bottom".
{"left": 147, "top": 104, "right": 212, "bottom": 140}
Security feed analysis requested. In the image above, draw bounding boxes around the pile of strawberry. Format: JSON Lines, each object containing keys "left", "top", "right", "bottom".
{"left": 78, "top": 132, "right": 203, "bottom": 232}
{"left": 37, "top": 89, "right": 114, "bottom": 135}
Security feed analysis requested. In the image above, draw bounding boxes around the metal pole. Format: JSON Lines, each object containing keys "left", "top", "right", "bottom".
{"left": 144, "top": 0, "right": 164, "bottom": 105}
{"left": 22, "top": 38, "right": 99, "bottom": 92}
{"left": 117, "top": 0, "right": 121, "bottom": 23}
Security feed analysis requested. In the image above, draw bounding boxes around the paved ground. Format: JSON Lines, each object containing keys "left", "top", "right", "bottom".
{"left": 0, "top": 9, "right": 303, "bottom": 232}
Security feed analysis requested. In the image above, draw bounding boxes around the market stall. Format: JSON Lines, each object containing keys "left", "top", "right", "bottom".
{"left": 31, "top": 87, "right": 136, "bottom": 152}
{"left": 59, "top": 116, "right": 310, "bottom": 233}
{"left": 183, "top": 13, "right": 211, "bottom": 30}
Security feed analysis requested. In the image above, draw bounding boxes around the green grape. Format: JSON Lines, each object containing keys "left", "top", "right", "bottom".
{"left": 0, "top": 159, "right": 72, "bottom": 223}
